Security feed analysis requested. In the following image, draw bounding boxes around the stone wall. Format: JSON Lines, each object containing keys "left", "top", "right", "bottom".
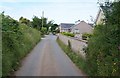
{"left": 58, "top": 34, "right": 87, "bottom": 58}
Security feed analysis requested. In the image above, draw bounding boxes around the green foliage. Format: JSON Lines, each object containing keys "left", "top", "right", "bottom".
{"left": 87, "top": 24, "right": 119, "bottom": 76}
{"left": 41, "top": 27, "right": 47, "bottom": 35}
{"left": 32, "top": 16, "right": 48, "bottom": 30}
{"left": 42, "top": 18, "right": 47, "bottom": 28}
{"left": 57, "top": 37, "right": 89, "bottom": 75}
{"left": 47, "top": 21, "right": 59, "bottom": 34}
{"left": 51, "top": 24, "right": 58, "bottom": 32}
{"left": 32, "top": 16, "right": 42, "bottom": 30}
{"left": 86, "top": 1, "right": 120, "bottom": 76}
{"left": 61, "top": 32, "right": 75, "bottom": 37}
{"left": 19, "top": 17, "right": 31, "bottom": 26}
{"left": 82, "top": 33, "right": 92, "bottom": 40}
{"left": 31, "top": 15, "right": 59, "bottom": 35}
{"left": 1, "top": 13, "right": 19, "bottom": 32}
{"left": 2, "top": 14, "right": 41, "bottom": 76}
{"left": 32, "top": 16, "right": 55, "bottom": 35}
{"left": 55, "top": 28, "right": 60, "bottom": 33}
{"left": 0, "top": 14, "right": 1, "bottom": 77}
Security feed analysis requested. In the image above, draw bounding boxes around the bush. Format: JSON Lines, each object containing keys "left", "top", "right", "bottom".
{"left": 61, "top": 32, "right": 75, "bottom": 37}
{"left": 86, "top": 2, "right": 120, "bottom": 76}
{"left": 82, "top": 33, "right": 92, "bottom": 40}
{"left": 41, "top": 27, "right": 47, "bottom": 35}
{"left": 2, "top": 14, "right": 41, "bottom": 76}
{"left": 86, "top": 24, "right": 119, "bottom": 76}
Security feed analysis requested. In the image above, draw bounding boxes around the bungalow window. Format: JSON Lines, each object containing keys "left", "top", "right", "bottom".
{"left": 74, "top": 29, "right": 80, "bottom": 33}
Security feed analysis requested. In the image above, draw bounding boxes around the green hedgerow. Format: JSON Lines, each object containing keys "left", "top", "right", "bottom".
{"left": 2, "top": 13, "right": 41, "bottom": 76}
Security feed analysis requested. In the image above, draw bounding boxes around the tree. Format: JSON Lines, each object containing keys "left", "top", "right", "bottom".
{"left": 41, "top": 27, "right": 47, "bottom": 35}
{"left": 32, "top": 16, "right": 48, "bottom": 31}
{"left": 19, "top": 17, "right": 31, "bottom": 26}
{"left": 47, "top": 20, "right": 54, "bottom": 31}
{"left": 32, "top": 16, "right": 42, "bottom": 30}
{"left": 42, "top": 18, "right": 47, "bottom": 28}
{"left": 51, "top": 24, "right": 58, "bottom": 32}
{"left": 46, "top": 20, "right": 58, "bottom": 32}
{"left": 1, "top": 12, "right": 19, "bottom": 32}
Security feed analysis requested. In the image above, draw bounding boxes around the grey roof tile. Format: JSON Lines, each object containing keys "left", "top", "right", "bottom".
{"left": 60, "top": 23, "right": 74, "bottom": 28}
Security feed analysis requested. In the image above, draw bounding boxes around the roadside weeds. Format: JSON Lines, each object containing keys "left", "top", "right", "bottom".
{"left": 57, "top": 36, "right": 90, "bottom": 76}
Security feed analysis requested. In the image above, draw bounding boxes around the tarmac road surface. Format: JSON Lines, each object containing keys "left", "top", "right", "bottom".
{"left": 15, "top": 34, "right": 86, "bottom": 76}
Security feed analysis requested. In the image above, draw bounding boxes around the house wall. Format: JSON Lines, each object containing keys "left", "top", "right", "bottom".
{"left": 60, "top": 28, "right": 70, "bottom": 32}
{"left": 73, "top": 29, "right": 80, "bottom": 34}
{"left": 61, "top": 29, "right": 68, "bottom": 32}
{"left": 71, "top": 21, "right": 93, "bottom": 34}
{"left": 95, "top": 9, "right": 105, "bottom": 25}
{"left": 59, "top": 25, "right": 67, "bottom": 32}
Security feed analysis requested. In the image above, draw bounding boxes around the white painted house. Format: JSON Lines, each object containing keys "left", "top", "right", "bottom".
{"left": 95, "top": 8, "right": 105, "bottom": 25}
{"left": 95, "top": 0, "right": 119, "bottom": 25}
{"left": 71, "top": 21, "right": 93, "bottom": 34}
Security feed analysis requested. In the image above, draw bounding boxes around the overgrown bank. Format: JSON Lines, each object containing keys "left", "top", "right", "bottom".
{"left": 57, "top": 37, "right": 89, "bottom": 76}
{"left": 86, "top": 1, "right": 120, "bottom": 76}
{"left": 2, "top": 13, "right": 41, "bottom": 76}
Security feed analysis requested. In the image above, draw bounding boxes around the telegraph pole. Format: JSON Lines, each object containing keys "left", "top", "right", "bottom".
{"left": 42, "top": 11, "right": 44, "bottom": 29}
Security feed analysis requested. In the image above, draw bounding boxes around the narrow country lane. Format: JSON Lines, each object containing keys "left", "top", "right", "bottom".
{"left": 14, "top": 34, "right": 86, "bottom": 76}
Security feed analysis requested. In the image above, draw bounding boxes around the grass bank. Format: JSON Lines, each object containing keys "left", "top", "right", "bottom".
{"left": 2, "top": 24, "right": 41, "bottom": 76}
{"left": 57, "top": 37, "right": 90, "bottom": 76}
{"left": 61, "top": 32, "right": 75, "bottom": 37}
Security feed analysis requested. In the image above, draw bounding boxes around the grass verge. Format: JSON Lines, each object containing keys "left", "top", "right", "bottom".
{"left": 57, "top": 37, "right": 90, "bottom": 76}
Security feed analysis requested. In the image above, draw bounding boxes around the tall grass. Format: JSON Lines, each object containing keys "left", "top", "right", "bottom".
{"left": 2, "top": 24, "right": 41, "bottom": 76}
{"left": 0, "top": 29, "right": 2, "bottom": 77}
{"left": 57, "top": 37, "right": 89, "bottom": 76}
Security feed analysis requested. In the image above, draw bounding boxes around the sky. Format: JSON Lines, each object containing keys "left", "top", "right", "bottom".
{"left": 0, "top": 0, "right": 100, "bottom": 24}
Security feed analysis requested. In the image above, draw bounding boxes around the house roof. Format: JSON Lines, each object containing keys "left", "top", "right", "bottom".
{"left": 88, "top": 23, "right": 93, "bottom": 27}
{"left": 60, "top": 23, "right": 74, "bottom": 29}
{"left": 74, "top": 21, "right": 92, "bottom": 28}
